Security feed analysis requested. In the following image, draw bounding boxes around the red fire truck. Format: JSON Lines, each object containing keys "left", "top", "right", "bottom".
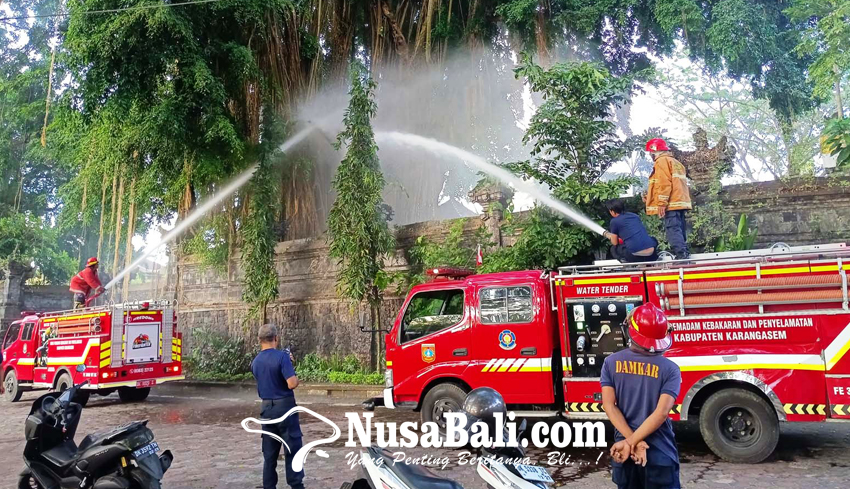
{"left": 380, "top": 243, "right": 850, "bottom": 463}
{"left": 2, "top": 300, "right": 184, "bottom": 405}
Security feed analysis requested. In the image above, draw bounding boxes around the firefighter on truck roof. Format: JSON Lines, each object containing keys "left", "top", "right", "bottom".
{"left": 644, "top": 138, "right": 692, "bottom": 260}
{"left": 69, "top": 256, "right": 105, "bottom": 309}
{"left": 602, "top": 302, "right": 682, "bottom": 489}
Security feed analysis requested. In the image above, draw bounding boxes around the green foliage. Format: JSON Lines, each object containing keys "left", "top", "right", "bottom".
{"left": 296, "top": 353, "right": 383, "bottom": 385}
{"left": 241, "top": 163, "right": 280, "bottom": 321}
{"left": 655, "top": 50, "right": 823, "bottom": 179}
{"left": 510, "top": 54, "right": 643, "bottom": 187}
{"left": 242, "top": 108, "right": 285, "bottom": 321}
{"left": 491, "top": 55, "right": 639, "bottom": 270}
{"left": 0, "top": 214, "right": 77, "bottom": 284}
{"left": 184, "top": 328, "right": 255, "bottom": 381}
{"left": 328, "top": 63, "right": 395, "bottom": 308}
{"left": 181, "top": 215, "right": 230, "bottom": 274}
{"left": 787, "top": 0, "right": 850, "bottom": 101}
{"left": 402, "top": 220, "right": 491, "bottom": 286}
{"left": 823, "top": 118, "right": 850, "bottom": 167}
{"left": 715, "top": 214, "right": 759, "bottom": 252}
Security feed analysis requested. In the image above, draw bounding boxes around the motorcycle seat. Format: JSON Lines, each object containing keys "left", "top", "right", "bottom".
{"left": 42, "top": 440, "right": 78, "bottom": 470}
{"left": 79, "top": 421, "right": 147, "bottom": 451}
{"left": 370, "top": 447, "right": 463, "bottom": 489}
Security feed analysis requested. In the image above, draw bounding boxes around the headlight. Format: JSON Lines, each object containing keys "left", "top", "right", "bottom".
{"left": 384, "top": 369, "right": 393, "bottom": 388}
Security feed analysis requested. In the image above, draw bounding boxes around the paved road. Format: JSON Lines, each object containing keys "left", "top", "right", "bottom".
{"left": 2, "top": 383, "right": 850, "bottom": 489}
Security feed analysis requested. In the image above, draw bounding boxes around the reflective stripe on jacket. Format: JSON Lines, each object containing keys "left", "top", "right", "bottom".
{"left": 646, "top": 152, "right": 692, "bottom": 215}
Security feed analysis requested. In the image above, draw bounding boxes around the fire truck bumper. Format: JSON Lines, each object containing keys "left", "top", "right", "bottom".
{"left": 92, "top": 375, "right": 186, "bottom": 389}
{"left": 383, "top": 388, "right": 395, "bottom": 409}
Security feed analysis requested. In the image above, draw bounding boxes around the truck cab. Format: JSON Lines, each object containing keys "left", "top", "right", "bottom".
{"left": 2, "top": 301, "right": 183, "bottom": 404}
{"left": 384, "top": 269, "right": 559, "bottom": 430}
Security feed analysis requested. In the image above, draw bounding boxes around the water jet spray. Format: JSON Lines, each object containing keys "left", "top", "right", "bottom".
{"left": 374, "top": 132, "right": 607, "bottom": 236}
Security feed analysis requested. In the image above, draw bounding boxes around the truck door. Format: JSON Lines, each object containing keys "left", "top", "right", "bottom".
{"left": 2, "top": 321, "right": 22, "bottom": 368}
{"left": 390, "top": 285, "right": 471, "bottom": 404}
{"left": 14, "top": 321, "right": 37, "bottom": 382}
{"left": 468, "top": 281, "right": 554, "bottom": 404}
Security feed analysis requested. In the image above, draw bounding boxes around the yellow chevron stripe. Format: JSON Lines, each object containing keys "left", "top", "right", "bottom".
{"left": 100, "top": 340, "right": 111, "bottom": 351}
{"left": 100, "top": 358, "right": 110, "bottom": 368}
{"left": 100, "top": 349, "right": 111, "bottom": 360}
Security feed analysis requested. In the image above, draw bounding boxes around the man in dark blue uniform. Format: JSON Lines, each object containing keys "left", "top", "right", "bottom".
{"left": 252, "top": 324, "right": 305, "bottom": 489}
{"left": 601, "top": 303, "right": 681, "bottom": 489}
{"left": 604, "top": 199, "right": 659, "bottom": 263}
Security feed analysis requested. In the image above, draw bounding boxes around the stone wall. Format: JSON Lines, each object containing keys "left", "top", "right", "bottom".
{"left": 720, "top": 176, "right": 850, "bottom": 247}
{"left": 170, "top": 215, "right": 486, "bottom": 359}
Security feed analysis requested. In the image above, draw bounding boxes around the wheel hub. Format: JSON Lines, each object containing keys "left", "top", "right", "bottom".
{"left": 719, "top": 407, "right": 759, "bottom": 445}
{"left": 433, "top": 399, "right": 459, "bottom": 430}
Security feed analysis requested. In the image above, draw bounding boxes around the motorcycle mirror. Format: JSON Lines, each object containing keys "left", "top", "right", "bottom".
{"left": 76, "top": 364, "right": 86, "bottom": 373}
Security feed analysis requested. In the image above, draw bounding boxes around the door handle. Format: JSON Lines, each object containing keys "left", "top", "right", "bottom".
{"left": 453, "top": 348, "right": 468, "bottom": 357}
{"left": 520, "top": 347, "right": 536, "bottom": 356}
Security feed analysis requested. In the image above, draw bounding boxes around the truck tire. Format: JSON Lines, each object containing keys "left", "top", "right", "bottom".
{"left": 54, "top": 372, "right": 89, "bottom": 407}
{"left": 699, "top": 388, "right": 779, "bottom": 463}
{"left": 420, "top": 383, "right": 468, "bottom": 434}
{"left": 4, "top": 370, "right": 23, "bottom": 402}
{"left": 118, "top": 387, "right": 151, "bottom": 403}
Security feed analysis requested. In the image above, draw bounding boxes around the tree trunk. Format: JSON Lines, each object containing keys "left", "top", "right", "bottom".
{"left": 96, "top": 173, "right": 108, "bottom": 261}
{"left": 122, "top": 176, "right": 137, "bottom": 301}
{"left": 110, "top": 174, "right": 125, "bottom": 300}
{"left": 78, "top": 180, "right": 88, "bottom": 264}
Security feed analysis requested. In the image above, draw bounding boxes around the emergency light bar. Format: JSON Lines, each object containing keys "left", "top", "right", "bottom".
{"left": 426, "top": 268, "right": 475, "bottom": 281}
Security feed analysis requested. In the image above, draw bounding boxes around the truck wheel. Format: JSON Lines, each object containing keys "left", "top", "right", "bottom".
{"left": 118, "top": 387, "right": 151, "bottom": 403}
{"left": 4, "top": 370, "right": 23, "bottom": 402}
{"left": 699, "top": 388, "right": 779, "bottom": 463}
{"left": 420, "top": 383, "right": 468, "bottom": 434}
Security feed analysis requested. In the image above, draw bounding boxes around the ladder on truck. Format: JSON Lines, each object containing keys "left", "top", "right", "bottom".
{"left": 559, "top": 242, "right": 850, "bottom": 275}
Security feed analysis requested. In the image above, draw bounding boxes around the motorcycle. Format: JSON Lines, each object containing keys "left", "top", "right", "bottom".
{"left": 341, "top": 388, "right": 553, "bottom": 489}
{"left": 18, "top": 364, "right": 174, "bottom": 489}
{"left": 340, "top": 446, "right": 464, "bottom": 489}
{"left": 472, "top": 416, "right": 553, "bottom": 489}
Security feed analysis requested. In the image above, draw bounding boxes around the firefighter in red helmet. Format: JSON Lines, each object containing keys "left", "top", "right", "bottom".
{"left": 601, "top": 303, "right": 682, "bottom": 489}
{"left": 645, "top": 138, "right": 692, "bottom": 259}
{"left": 69, "top": 257, "right": 105, "bottom": 309}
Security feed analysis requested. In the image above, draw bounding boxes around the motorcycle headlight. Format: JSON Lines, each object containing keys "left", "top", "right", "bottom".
{"left": 384, "top": 369, "right": 393, "bottom": 388}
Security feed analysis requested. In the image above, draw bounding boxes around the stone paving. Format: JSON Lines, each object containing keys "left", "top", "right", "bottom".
{"left": 2, "top": 384, "right": 850, "bottom": 489}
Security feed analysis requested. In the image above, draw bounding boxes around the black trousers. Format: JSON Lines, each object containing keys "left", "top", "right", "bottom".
{"left": 261, "top": 397, "right": 305, "bottom": 489}
{"left": 664, "top": 210, "right": 689, "bottom": 259}
{"left": 613, "top": 461, "right": 681, "bottom": 489}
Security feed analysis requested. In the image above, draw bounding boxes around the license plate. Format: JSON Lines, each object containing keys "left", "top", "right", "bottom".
{"left": 133, "top": 442, "right": 159, "bottom": 459}
{"left": 136, "top": 379, "right": 156, "bottom": 388}
{"left": 515, "top": 463, "right": 554, "bottom": 484}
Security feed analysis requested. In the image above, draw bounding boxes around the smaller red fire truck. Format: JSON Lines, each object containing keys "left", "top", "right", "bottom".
{"left": 380, "top": 243, "right": 850, "bottom": 463}
{"left": 2, "top": 300, "right": 184, "bottom": 405}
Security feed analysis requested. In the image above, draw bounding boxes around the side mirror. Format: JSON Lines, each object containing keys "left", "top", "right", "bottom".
{"left": 76, "top": 364, "right": 86, "bottom": 373}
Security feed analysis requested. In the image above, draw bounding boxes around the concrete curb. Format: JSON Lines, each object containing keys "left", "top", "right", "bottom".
{"left": 175, "top": 379, "right": 382, "bottom": 398}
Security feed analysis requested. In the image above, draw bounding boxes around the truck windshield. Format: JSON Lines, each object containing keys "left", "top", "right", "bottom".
{"left": 401, "top": 289, "right": 464, "bottom": 343}
{"left": 3, "top": 323, "right": 21, "bottom": 350}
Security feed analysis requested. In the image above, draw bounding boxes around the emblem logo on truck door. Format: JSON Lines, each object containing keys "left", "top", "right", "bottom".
{"left": 132, "top": 334, "right": 152, "bottom": 349}
{"left": 421, "top": 344, "right": 436, "bottom": 363}
{"left": 499, "top": 330, "right": 517, "bottom": 350}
